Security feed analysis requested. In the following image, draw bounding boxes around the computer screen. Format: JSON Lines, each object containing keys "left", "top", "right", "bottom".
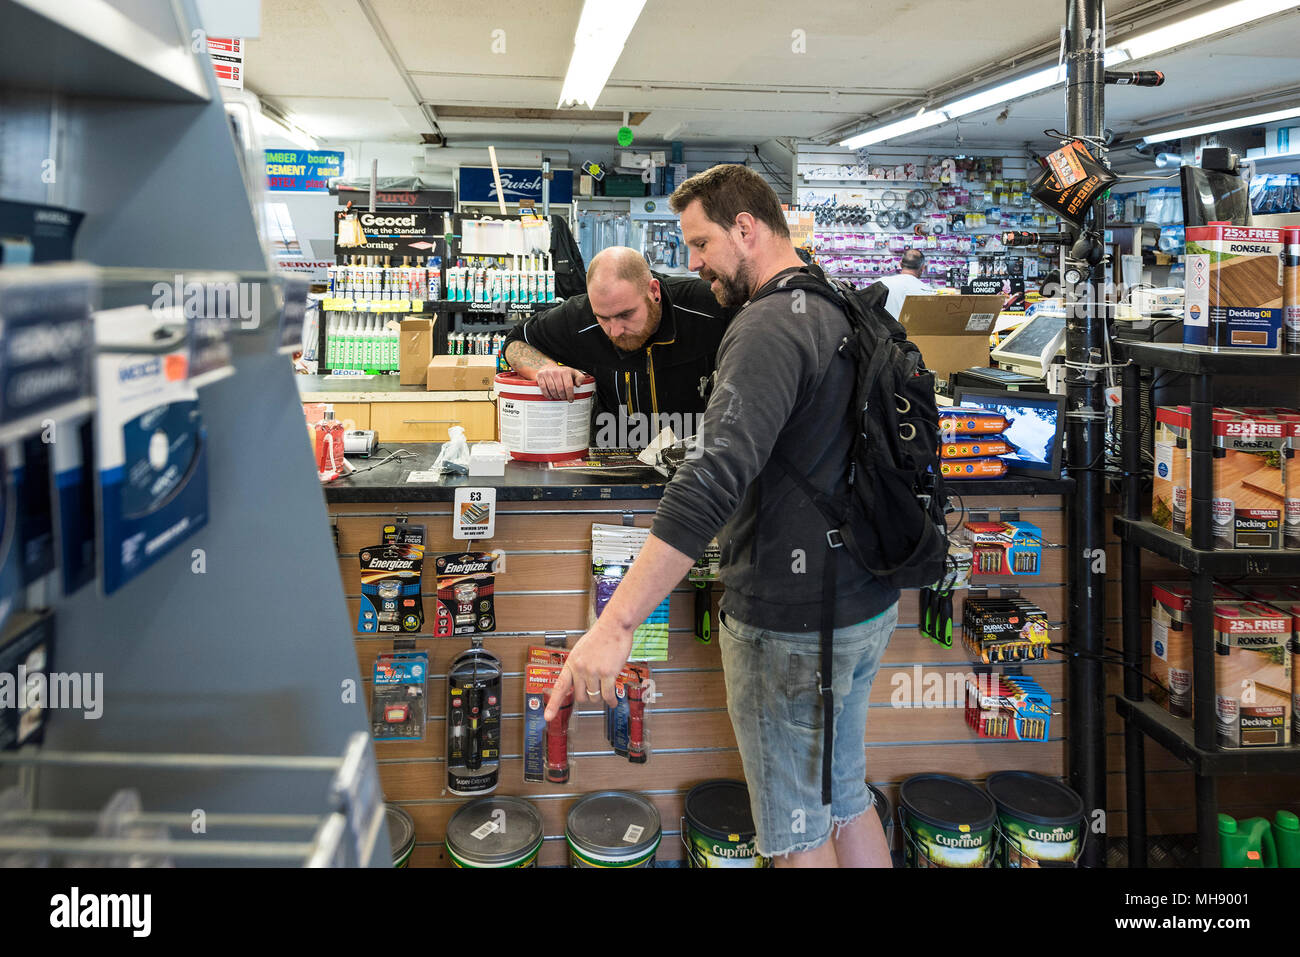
{"left": 1180, "top": 166, "right": 1252, "bottom": 227}
{"left": 990, "top": 311, "right": 1066, "bottom": 374}
{"left": 949, "top": 387, "right": 1066, "bottom": 475}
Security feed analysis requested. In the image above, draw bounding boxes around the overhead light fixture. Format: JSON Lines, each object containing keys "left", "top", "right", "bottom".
{"left": 257, "top": 110, "right": 318, "bottom": 150}
{"left": 1141, "top": 104, "right": 1300, "bottom": 144}
{"left": 841, "top": 0, "right": 1297, "bottom": 147}
{"left": 557, "top": 0, "right": 647, "bottom": 109}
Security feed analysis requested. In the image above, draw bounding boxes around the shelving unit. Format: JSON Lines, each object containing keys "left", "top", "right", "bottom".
{"left": 1114, "top": 340, "right": 1300, "bottom": 868}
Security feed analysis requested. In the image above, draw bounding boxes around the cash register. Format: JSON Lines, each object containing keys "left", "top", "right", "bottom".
{"left": 950, "top": 308, "right": 1066, "bottom": 394}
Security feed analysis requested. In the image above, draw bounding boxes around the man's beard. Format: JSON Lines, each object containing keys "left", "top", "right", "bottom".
{"left": 701, "top": 263, "right": 753, "bottom": 307}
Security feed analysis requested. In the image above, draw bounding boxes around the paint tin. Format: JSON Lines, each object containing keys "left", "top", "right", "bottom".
{"left": 985, "top": 771, "right": 1085, "bottom": 868}
{"left": 386, "top": 804, "right": 416, "bottom": 868}
{"left": 682, "top": 779, "right": 768, "bottom": 867}
{"left": 445, "top": 796, "right": 543, "bottom": 868}
{"left": 566, "top": 791, "right": 661, "bottom": 868}
{"left": 898, "top": 773, "right": 995, "bottom": 868}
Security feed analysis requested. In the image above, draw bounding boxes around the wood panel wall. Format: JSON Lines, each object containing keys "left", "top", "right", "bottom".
{"left": 330, "top": 494, "right": 1068, "bottom": 867}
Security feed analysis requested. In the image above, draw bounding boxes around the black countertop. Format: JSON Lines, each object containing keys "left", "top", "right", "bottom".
{"left": 323, "top": 444, "right": 1076, "bottom": 503}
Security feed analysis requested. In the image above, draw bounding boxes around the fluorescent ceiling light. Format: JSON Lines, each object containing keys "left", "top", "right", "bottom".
{"left": 1142, "top": 104, "right": 1300, "bottom": 143}
{"left": 841, "top": 0, "right": 1298, "bottom": 147}
{"left": 557, "top": 0, "right": 647, "bottom": 109}
{"left": 1108, "top": 0, "right": 1297, "bottom": 62}
{"left": 257, "top": 111, "right": 318, "bottom": 150}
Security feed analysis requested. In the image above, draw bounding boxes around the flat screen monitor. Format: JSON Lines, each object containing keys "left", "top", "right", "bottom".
{"left": 1180, "top": 166, "right": 1252, "bottom": 227}
{"left": 989, "top": 311, "right": 1066, "bottom": 377}
{"left": 949, "top": 387, "right": 1066, "bottom": 476}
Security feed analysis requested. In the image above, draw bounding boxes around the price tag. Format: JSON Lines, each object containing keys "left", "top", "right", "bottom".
{"left": 622, "top": 824, "right": 644, "bottom": 844}
{"left": 1047, "top": 142, "right": 1086, "bottom": 188}
{"left": 454, "top": 487, "right": 496, "bottom": 539}
{"left": 965, "top": 312, "right": 996, "bottom": 332}
{"left": 471, "top": 820, "right": 499, "bottom": 840}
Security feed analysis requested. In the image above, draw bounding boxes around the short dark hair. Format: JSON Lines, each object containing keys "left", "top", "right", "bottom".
{"left": 900, "top": 248, "right": 926, "bottom": 271}
{"left": 669, "top": 164, "right": 789, "bottom": 239}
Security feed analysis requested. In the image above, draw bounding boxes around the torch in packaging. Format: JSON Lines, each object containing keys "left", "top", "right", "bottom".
{"left": 434, "top": 552, "right": 498, "bottom": 636}
{"left": 370, "top": 651, "right": 428, "bottom": 741}
{"left": 446, "top": 646, "right": 503, "bottom": 794}
{"left": 357, "top": 523, "right": 426, "bottom": 633}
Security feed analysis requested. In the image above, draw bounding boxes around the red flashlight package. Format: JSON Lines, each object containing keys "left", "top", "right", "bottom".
{"left": 523, "top": 658, "right": 571, "bottom": 784}
{"left": 369, "top": 651, "right": 428, "bottom": 741}
{"left": 433, "top": 552, "right": 497, "bottom": 636}
{"left": 607, "top": 663, "right": 651, "bottom": 764}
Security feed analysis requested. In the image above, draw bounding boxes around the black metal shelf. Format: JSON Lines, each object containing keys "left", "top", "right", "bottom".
{"left": 1113, "top": 340, "right": 1300, "bottom": 375}
{"left": 1113, "top": 517, "right": 1300, "bottom": 576}
{"left": 1114, "top": 697, "right": 1300, "bottom": 776}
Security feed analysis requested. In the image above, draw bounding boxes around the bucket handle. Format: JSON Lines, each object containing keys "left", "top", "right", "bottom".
{"left": 679, "top": 816, "right": 706, "bottom": 868}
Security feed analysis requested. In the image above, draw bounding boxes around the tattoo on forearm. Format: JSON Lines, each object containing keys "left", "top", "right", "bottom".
{"left": 504, "top": 340, "right": 554, "bottom": 373}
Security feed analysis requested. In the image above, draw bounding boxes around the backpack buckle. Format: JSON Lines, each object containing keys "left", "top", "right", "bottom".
{"left": 827, "top": 529, "right": 845, "bottom": 549}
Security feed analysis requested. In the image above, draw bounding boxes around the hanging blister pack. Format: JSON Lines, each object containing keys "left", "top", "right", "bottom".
{"left": 591, "top": 523, "right": 670, "bottom": 660}
{"left": 447, "top": 646, "right": 502, "bottom": 794}
{"left": 357, "top": 523, "right": 426, "bottom": 634}
{"left": 370, "top": 651, "right": 428, "bottom": 741}
{"left": 434, "top": 552, "right": 497, "bottom": 636}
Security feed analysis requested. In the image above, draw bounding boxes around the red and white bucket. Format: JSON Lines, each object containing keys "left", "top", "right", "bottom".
{"left": 494, "top": 372, "right": 596, "bottom": 462}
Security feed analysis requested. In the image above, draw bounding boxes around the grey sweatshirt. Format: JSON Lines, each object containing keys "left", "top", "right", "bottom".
{"left": 651, "top": 267, "right": 899, "bottom": 631}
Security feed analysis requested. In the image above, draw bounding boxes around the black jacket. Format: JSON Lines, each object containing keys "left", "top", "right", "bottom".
{"left": 502, "top": 273, "right": 733, "bottom": 443}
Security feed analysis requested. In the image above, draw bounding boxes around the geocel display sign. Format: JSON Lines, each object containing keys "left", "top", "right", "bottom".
{"left": 458, "top": 166, "right": 573, "bottom": 205}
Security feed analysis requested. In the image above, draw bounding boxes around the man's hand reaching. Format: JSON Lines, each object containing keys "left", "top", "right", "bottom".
{"left": 535, "top": 363, "right": 588, "bottom": 401}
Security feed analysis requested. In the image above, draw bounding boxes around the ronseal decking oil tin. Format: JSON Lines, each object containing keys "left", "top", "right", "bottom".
{"left": 682, "top": 779, "right": 768, "bottom": 867}
{"left": 445, "top": 795, "right": 544, "bottom": 868}
{"left": 1283, "top": 227, "right": 1300, "bottom": 354}
{"left": 1214, "top": 602, "right": 1293, "bottom": 748}
{"left": 985, "top": 771, "right": 1085, "bottom": 868}
{"left": 566, "top": 791, "right": 661, "bottom": 867}
{"left": 1184, "top": 224, "right": 1284, "bottom": 352}
{"left": 898, "top": 774, "right": 996, "bottom": 868}
{"left": 386, "top": 805, "right": 416, "bottom": 868}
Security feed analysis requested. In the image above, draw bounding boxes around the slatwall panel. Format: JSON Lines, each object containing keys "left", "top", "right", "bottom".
{"left": 1103, "top": 502, "right": 1300, "bottom": 844}
{"left": 331, "top": 494, "right": 1067, "bottom": 866}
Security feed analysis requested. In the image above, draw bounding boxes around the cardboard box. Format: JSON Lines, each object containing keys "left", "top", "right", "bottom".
{"left": 399, "top": 317, "right": 435, "bottom": 385}
{"left": 1184, "top": 225, "right": 1284, "bottom": 352}
{"left": 426, "top": 354, "right": 497, "bottom": 391}
{"left": 1213, "top": 601, "right": 1292, "bottom": 748}
{"left": 897, "top": 294, "right": 1004, "bottom": 382}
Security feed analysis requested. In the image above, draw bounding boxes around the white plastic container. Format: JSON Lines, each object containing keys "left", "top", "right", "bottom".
{"left": 468, "top": 441, "right": 510, "bottom": 477}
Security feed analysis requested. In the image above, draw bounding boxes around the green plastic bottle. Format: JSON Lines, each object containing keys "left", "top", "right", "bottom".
{"left": 1218, "top": 814, "right": 1276, "bottom": 868}
{"left": 1274, "top": 811, "right": 1300, "bottom": 868}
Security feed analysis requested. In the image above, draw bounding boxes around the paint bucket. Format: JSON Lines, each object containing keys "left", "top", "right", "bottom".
{"left": 898, "top": 773, "right": 996, "bottom": 868}
{"left": 867, "top": 783, "right": 893, "bottom": 843}
{"left": 494, "top": 372, "right": 596, "bottom": 462}
{"left": 984, "top": 771, "right": 1086, "bottom": 868}
{"left": 566, "top": 791, "right": 661, "bottom": 868}
{"left": 445, "top": 796, "right": 543, "bottom": 868}
{"left": 386, "top": 805, "right": 415, "bottom": 868}
{"left": 682, "top": 779, "right": 768, "bottom": 867}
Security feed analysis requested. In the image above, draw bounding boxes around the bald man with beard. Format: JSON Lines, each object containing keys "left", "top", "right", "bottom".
{"left": 501, "top": 246, "right": 735, "bottom": 448}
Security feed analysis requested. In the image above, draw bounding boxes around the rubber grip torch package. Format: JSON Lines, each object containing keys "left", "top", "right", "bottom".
{"left": 433, "top": 552, "right": 497, "bottom": 637}
{"left": 607, "top": 663, "right": 650, "bottom": 763}
{"left": 523, "top": 656, "right": 573, "bottom": 784}
{"left": 357, "top": 524, "right": 425, "bottom": 633}
{"left": 447, "top": 647, "right": 502, "bottom": 794}
{"left": 369, "top": 651, "right": 428, "bottom": 741}
{"left": 1213, "top": 602, "right": 1292, "bottom": 748}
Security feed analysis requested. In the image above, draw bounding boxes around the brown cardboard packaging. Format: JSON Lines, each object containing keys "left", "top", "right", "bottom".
{"left": 896, "top": 294, "right": 1004, "bottom": 382}
{"left": 1213, "top": 601, "right": 1292, "bottom": 748}
{"left": 399, "top": 318, "right": 436, "bottom": 385}
{"left": 426, "top": 355, "right": 497, "bottom": 391}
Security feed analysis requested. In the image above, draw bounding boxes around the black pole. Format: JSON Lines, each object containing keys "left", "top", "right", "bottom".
{"left": 1120, "top": 360, "right": 1147, "bottom": 866}
{"left": 1064, "top": 0, "right": 1108, "bottom": 869}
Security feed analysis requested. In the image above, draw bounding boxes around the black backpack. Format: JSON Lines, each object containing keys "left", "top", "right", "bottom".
{"left": 749, "top": 271, "right": 949, "bottom": 805}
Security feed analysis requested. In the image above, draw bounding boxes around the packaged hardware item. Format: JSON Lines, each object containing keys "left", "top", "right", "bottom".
{"left": 941, "top": 458, "right": 1008, "bottom": 479}
{"left": 433, "top": 552, "right": 497, "bottom": 636}
{"left": 607, "top": 663, "right": 651, "bottom": 763}
{"left": 964, "top": 672, "right": 1051, "bottom": 741}
{"left": 369, "top": 651, "right": 427, "bottom": 741}
{"left": 940, "top": 439, "right": 1013, "bottom": 459}
{"left": 591, "top": 524, "right": 671, "bottom": 660}
{"left": 1205, "top": 410, "right": 1286, "bottom": 549}
{"left": 961, "top": 597, "right": 1051, "bottom": 663}
{"left": 357, "top": 523, "right": 425, "bottom": 633}
{"left": 447, "top": 647, "right": 502, "bottom": 794}
{"left": 523, "top": 658, "right": 573, "bottom": 784}
{"left": 938, "top": 407, "right": 1011, "bottom": 437}
{"left": 959, "top": 521, "right": 1043, "bottom": 575}
{"left": 1152, "top": 406, "right": 1189, "bottom": 534}
{"left": 1149, "top": 581, "right": 1237, "bottom": 718}
{"left": 1284, "top": 227, "right": 1300, "bottom": 354}
{"left": 1213, "top": 602, "right": 1292, "bottom": 748}
{"left": 1184, "top": 225, "right": 1284, "bottom": 352}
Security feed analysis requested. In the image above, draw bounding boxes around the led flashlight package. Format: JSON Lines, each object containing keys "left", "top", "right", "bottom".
{"left": 357, "top": 523, "right": 426, "bottom": 634}
{"left": 434, "top": 552, "right": 497, "bottom": 637}
{"left": 370, "top": 651, "right": 428, "bottom": 741}
{"left": 447, "top": 647, "right": 503, "bottom": 794}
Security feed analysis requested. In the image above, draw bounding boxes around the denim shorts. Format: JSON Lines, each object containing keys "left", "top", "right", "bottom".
{"left": 719, "top": 601, "right": 899, "bottom": 858}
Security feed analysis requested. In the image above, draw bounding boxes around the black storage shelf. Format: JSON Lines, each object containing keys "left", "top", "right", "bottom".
{"left": 1113, "top": 517, "right": 1300, "bottom": 576}
{"left": 1114, "top": 342, "right": 1300, "bottom": 868}
{"left": 1114, "top": 698, "right": 1300, "bottom": 777}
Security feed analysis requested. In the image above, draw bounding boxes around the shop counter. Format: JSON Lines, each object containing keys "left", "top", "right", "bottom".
{"left": 299, "top": 373, "right": 497, "bottom": 442}
{"left": 322, "top": 446, "right": 1072, "bottom": 866}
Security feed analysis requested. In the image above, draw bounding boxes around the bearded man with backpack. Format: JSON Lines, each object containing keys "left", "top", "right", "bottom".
{"left": 545, "top": 164, "right": 946, "bottom": 868}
